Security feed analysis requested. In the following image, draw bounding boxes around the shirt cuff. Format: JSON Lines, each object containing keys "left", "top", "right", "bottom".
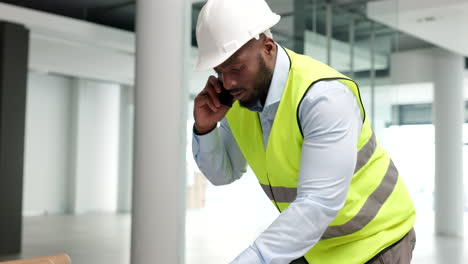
{"left": 192, "top": 125, "right": 220, "bottom": 153}
{"left": 230, "top": 246, "right": 263, "bottom": 264}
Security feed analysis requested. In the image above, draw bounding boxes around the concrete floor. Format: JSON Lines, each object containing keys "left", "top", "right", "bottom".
{"left": 0, "top": 211, "right": 465, "bottom": 264}
{"left": 0, "top": 214, "right": 130, "bottom": 263}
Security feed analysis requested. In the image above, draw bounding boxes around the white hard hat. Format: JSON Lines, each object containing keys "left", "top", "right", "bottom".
{"left": 195, "top": 0, "right": 281, "bottom": 71}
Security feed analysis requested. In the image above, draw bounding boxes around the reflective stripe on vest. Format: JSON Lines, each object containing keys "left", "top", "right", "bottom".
{"left": 321, "top": 158, "right": 398, "bottom": 239}
{"left": 260, "top": 184, "right": 297, "bottom": 203}
{"left": 259, "top": 132, "right": 376, "bottom": 202}
{"left": 260, "top": 132, "right": 378, "bottom": 203}
{"left": 258, "top": 132, "right": 399, "bottom": 239}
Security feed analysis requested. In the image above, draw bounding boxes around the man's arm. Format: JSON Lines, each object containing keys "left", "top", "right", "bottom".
{"left": 192, "top": 75, "right": 248, "bottom": 185}
{"left": 192, "top": 118, "right": 248, "bottom": 185}
{"left": 231, "top": 80, "right": 362, "bottom": 263}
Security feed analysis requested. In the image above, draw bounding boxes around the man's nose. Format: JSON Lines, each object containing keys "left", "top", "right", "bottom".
{"left": 221, "top": 75, "right": 236, "bottom": 90}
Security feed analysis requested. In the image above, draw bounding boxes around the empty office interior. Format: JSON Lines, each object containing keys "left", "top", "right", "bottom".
{"left": 0, "top": 0, "right": 466, "bottom": 263}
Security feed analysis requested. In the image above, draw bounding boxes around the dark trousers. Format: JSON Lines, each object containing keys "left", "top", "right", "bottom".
{"left": 366, "top": 228, "right": 416, "bottom": 264}
{"left": 290, "top": 229, "right": 416, "bottom": 264}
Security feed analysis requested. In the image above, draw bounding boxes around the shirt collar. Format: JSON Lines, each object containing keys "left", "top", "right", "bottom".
{"left": 248, "top": 44, "right": 290, "bottom": 112}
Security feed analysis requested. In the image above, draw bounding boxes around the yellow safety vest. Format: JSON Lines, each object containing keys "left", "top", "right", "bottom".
{"left": 226, "top": 48, "right": 416, "bottom": 263}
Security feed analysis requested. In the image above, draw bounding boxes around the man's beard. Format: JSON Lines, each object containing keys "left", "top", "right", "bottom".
{"left": 238, "top": 54, "right": 273, "bottom": 108}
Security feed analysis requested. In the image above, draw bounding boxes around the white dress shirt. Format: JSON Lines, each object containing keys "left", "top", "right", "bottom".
{"left": 192, "top": 45, "right": 363, "bottom": 264}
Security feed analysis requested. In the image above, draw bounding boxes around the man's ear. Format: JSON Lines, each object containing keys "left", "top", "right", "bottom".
{"left": 262, "top": 36, "right": 276, "bottom": 58}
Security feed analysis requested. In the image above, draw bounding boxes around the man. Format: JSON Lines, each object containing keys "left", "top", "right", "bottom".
{"left": 192, "top": 0, "right": 416, "bottom": 263}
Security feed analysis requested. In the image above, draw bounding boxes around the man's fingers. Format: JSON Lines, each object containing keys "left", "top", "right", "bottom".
{"left": 193, "top": 75, "right": 226, "bottom": 115}
{"left": 206, "top": 87, "right": 221, "bottom": 107}
{"left": 195, "top": 94, "right": 218, "bottom": 112}
{"left": 198, "top": 76, "right": 222, "bottom": 108}
{"left": 208, "top": 75, "right": 222, "bottom": 93}
{"left": 205, "top": 99, "right": 218, "bottom": 112}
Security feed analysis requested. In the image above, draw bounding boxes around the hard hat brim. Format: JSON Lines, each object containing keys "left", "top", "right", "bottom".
{"left": 194, "top": 14, "right": 281, "bottom": 72}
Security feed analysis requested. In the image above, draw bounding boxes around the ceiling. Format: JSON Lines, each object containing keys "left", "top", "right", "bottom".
{"left": 0, "top": 0, "right": 136, "bottom": 31}
{"left": 3, "top": 0, "right": 459, "bottom": 75}
{"left": 0, "top": 0, "right": 433, "bottom": 52}
{"left": 368, "top": 0, "right": 468, "bottom": 57}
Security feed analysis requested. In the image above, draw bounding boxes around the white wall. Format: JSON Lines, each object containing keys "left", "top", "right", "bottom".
{"left": 391, "top": 48, "right": 438, "bottom": 85}
{"left": 23, "top": 72, "right": 74, "bottom": 216}
{"left": 391, "top": 47, "right": 468, "bottom": 103}
{"left": 72, "top": 79, "right": 121, "bottom": 214}
{"left": 23, "top": 71, "right": 125, "bottom": 215}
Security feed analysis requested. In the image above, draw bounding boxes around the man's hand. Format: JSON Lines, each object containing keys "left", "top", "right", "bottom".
{"left": 194, "top": 75, "right": 230, "bottom": 134}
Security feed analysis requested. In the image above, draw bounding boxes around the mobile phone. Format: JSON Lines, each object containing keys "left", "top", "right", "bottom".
{"left": 217, "top": 81, "right": 234, "bottom": 107}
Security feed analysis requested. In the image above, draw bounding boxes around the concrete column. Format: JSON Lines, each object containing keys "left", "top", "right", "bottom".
{"left": 369, "top": 22, "right": 376, "bottom": 130}
{"left": 433, "top": 48, "right": 464, "bottom": 237}
{"left": 117, "top": 85, "right": 134, "bottom": 213}
{"left": 65, "top": 78, "right": 79, "bottom": 214}
{"left": 348, "top": 17, "right": 355, "bottom": 79}
{"left": 131, "top": 0, "right": 188, "bottom": 263}
{"left": 312, "top": 0, "right": 317, "bottom": 34}
{"left": 293, "top": 0, "right": 306, "bottom": 54}
{"left": 70, "top": 80, "right": 121, "bottom": 214}
{"left": 326, "top": 0, "right": 332, "bottom": 66}
{"left": 0, "top": 22, "right": 29, "bottom": 254}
